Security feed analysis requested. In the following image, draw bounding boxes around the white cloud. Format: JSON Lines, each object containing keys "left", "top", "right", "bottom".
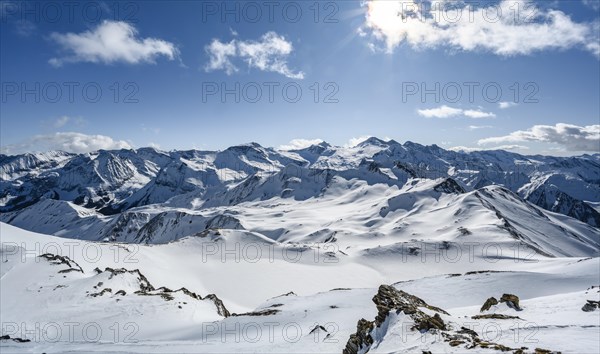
{"left": 1, "top": 132, "right": 132, "bottom": 155}
{"left": 478, "top": 123, "right": 600, "bottom": 151}
{"left": 205, "top": 32, "right": 304, "bottom": 79}
{"left": 417, "top": 105, "right": 463, "bottom": 118}
{"left": 418, "top": 105, "right": 495, "bottom": 119}
{"left": 44, "top": 116, "right": 85, "bottom": 130}
{"left": 205, "top": 39, "right": 238, "bottom": 75}
{"left": 279, "top": 138, "right": 324, "bottom": 150}
{"left": 468, "top": 125, "right": 493, "bottom": 130}
{"left": 48, "top": 20, "right": 179, "bottom": 66}
{"left": 464, "top": 109, "right": 496, "bottom": 119}
{"left": 345, "top": 136, "right": 373, "bottom": 148}
{"left": 499, "top": 101, "right": 518, "bottom": 109}
{"left": 53, "top": 116, "right": 70, "bottom": 128}
{"left": 361, "top": 0, "right": 599, "bottom": 57}
{"left": 449, "top": 145, "right": 529, "bottom": 152}
{"left": 15, "top": 19, "right": 35, "bottom": 37}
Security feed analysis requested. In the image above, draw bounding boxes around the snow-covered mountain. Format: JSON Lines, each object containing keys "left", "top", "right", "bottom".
{"left": 1, "top": 139, "right": 599, "bottom": 245}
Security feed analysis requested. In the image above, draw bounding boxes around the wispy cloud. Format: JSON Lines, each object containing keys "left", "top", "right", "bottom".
{"left": 205, "top": 39, "right": 238, "bottom": 75}
{"left": 48, "top": 20, "right": 179, "bottom": 67}
{"left": 205, "top": 32, "right": 305, "bottom": 79}
{"left": 42, "top": 116, "right": 86, "bottom": 130}
{"left": 279, "top": 138, "right": 324, "bottom": 150}
{"left": 53, "top": 116, "right": 70, "bottom": 128}
{"left": 468, "top": 125, "right": 493, "bottom": 131}
{"left": 478, "top": 123, "right": 600, "bottom": 151}
{"left": 418, "top": 105, "right": 495, "bottom": 119}
{"left": 1, "top": 132, "right": 132, "bottom": 155}
{"left": 450, "top": 145, "right": 530, "bottom": 152}
{"left": 361, "top": 0, "right": 599, "bottom": 58}
{"left": 583, "top": 0, "right": 600, "bottom": 11}
{"left": 498, "top": 101, "right": 518, "bottom": 109}
{"left": 15, "top": 19, "right": 36, "bottom": 37}
{"left": 464, "top": 110, "right": 496, "bottom": 119}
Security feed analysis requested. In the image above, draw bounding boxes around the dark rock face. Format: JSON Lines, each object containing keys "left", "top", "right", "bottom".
{"left": 433, "top": 178, "right": 466, "bottom": 194}
{"left": 500, "top": 293, "right": 522, "bottom": 311}
{"left": 480, "top": 297, "right": 499, "bottom": 312}
{"left": 582, "top": 300, "right": 599, "bottom": 312}
{"left": 526, "top": 184, "right": 600, "bottom": 227}
{"left": 343, "top": 285, "right": 449, "bottom": 354}
{"left": 371, "top": 285, "right": 449, "bottom": 329}
{"left": 344, "top": 319, "right": 375, "bottom": 354}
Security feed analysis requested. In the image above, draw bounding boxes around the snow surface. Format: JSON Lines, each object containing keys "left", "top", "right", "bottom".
{"left": 1, "top": 222, "right": 598, "bottom": 353}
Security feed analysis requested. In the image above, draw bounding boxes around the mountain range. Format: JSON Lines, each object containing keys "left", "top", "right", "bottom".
{"left": 1, "top": 138, "right": 599, "bottom": 246}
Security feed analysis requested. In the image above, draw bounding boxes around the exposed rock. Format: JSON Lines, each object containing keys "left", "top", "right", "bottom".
{"left": 371, "top": 285, "right": 449, "bottom": 329}
{"left": 534, "top": 349, "right": 556, "bottom": 354}
{"left": 433, "top": 178, "right": 466, "bottom": 194}
{"left": 308, "top": 324, "right": 331, "bottom": 341}
{"left": 89, "top": 288, "right": 112, "bottom": 297}
{"left": 96, "top": 267, "right": 230, "bottom": 317}
{"left": 343, "top": 319, "right": 374, "bottom": 354}
{"left": 457, "top": 226, "right": 472, "bottom": 235}
{"left": 309, "top": 325, "right": 328, "bottom": 335}
{"left": 115, "top": 290, "right": 127, "bottom": 296}
{"left": 500, "top": 293, "right": 522, "bottom": 311}
{"left": 0, "top": 335, "right": 31, "bottom": 343}
{"left": 231, "top": 309, "right": 280, "bottom": 317}
{"left": 273, "top": 291, "right": 296, "bottom": 298}
{"left": 344, "top": 285, "right": 448, "bottom": 354}
{"left": 204, "top": 294, "right": 231, "bottom": 317}
{"left": 103, "top": 267, "right": 154, "bottom": 292}
{"left": 480, "top": 297, "right": 499, "bottom": 312}
{"left": 38, "top": 253, "right": 83, "bottom": 273}
{"left": 582, "top": 300, "right": 599, "bottom": 312}
{"left": 472, "top": 314, "right": 522, "bottom": 320}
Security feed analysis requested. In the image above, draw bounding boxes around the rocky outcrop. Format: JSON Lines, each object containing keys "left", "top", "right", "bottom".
{"left": 39, "top": 253, "right": 83, "bottom": 273}
{"left": 500, "top": 294, "right": 522, "bottom": 311}
{"left": 92, "top": 267, "right": 230, "bottom": 317}
{"left": 344, "top": 319, "right": 374, "bottom": 354}
{"left": 480, "top": 297, "right": 498, "bottom": 312}
{"left": 434, "top": 178, "right": 466, "bottom": 194}
{"left": 471, "top": 314, "right": 522, "bottom": 320}
{"left": 343, "top": 286, "right": 551, "bottom": 353}
{"left": 344, "top": 285, "right": 449, "bottom": 354}
{"left": 582, "top": 300, "right": 599, "bottom": 312}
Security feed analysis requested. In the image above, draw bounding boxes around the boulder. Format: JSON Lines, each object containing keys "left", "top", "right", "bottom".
{"left": 582, "top": 300, "right": 599, "bottom": 312}
{"left": 500, "top": 293, "right": 522, "bottom": 310}
{"left": 480, "top": 297, "right": 498, "bottom": 312}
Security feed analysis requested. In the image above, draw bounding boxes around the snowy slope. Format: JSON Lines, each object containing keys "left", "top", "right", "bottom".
{"left": 1, "top": 223, "right": 598, "bottom": 353}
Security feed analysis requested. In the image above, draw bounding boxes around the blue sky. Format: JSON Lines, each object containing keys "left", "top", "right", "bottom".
{"left": 1, "top": 0, "right": 599, "bottom": 155}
